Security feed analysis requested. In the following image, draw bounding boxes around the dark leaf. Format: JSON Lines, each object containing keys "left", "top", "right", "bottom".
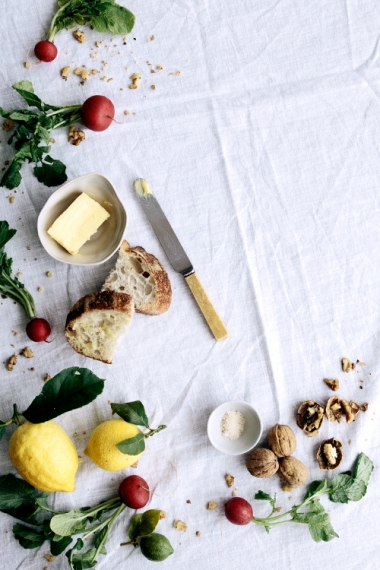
{"left": 128, "top": 510, "right": 161, "bottom": 540}
{"left": 0, "top": 474, "right": 36, "bottom": 510}
{"left": 33, "top": 155, "right": 67, "bottom": 188}
{"left": 116, "top": 431, "right": 145, "bottom": 455}
{"left": 13, "top": 523, "right": 48, "bottom": 549}
{"left": 303, "top": 479, "right": 328, "bottom": 501}
{"left": 111, "top": 401, "right": 149, "bottom": 427}
{"left": 50, "top": 534, "right": 73, "bottom": 556}
{"left": 23, "top": 367, "right": 105, "bottom": 423}
{"left": 0, "top": 221, "right": 17, "bottom": 251}
{"left": 0, "top": 160, "right": 23, "bottom": 190}
{"left": 254, "top": 491, "right": 275, "bottom": 504}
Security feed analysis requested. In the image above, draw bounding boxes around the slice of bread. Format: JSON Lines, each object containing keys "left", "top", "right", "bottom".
{"left": 102, "top": 240, "right": 172, "bottom": 315}
{"left": 65, "top": 290, "right": 134, "bottom": 364}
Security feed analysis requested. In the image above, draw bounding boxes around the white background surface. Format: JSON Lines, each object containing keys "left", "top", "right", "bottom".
{"left": 0, "top": 1, "right": 379, "bottom": 568}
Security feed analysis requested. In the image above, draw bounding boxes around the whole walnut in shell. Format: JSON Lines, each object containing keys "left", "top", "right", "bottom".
{"left": 246, "top": 448, "right": 279, "bottom": 478}
{"left": 267, "top": 424, "right": 297, "bottom": 457}
{"left": 278, "top": 456, "right": 308, "bottom": 491}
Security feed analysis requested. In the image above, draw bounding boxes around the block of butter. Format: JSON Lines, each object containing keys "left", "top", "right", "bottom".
{"left": 47, "top": 192, "right": 110, "bottom": 255}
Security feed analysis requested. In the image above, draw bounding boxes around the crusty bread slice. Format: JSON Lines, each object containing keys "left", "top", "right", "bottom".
{"left": 65, "top": 290, "right": 134, "bottom": 364}
{"left": 102, "top": 240, "right": 172, "bottom": 315}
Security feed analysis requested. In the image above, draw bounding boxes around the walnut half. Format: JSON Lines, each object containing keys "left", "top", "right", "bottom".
{"left": 317, "top": 438, "right": 343, "bottom": 470}
{"left": 296, "top": 400, "right": 324, "bottom": 437}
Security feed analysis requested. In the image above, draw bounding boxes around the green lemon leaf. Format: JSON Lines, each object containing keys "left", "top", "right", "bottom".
{"left": 128, "top": 510, "right": 161, "bottom": 540}
{"left": 111, "top": 401, "right": 149, "bottom": 427}
{"left": 33, "top": 155, "right": 67, "bottom": 188}
{"left": 23, "top": 367, "right": 105, "bottom": 423}
{"left": 116, "top": 432, "right": 145, "bottom": 455}
{"left": 0, "top": 474, "right": 36, "bottom": 510}
{"left": 140, "top": 533, "right": 174, "bottom": 561}
{"left": 12, "top": 523, "right": 48, "bottom": 549}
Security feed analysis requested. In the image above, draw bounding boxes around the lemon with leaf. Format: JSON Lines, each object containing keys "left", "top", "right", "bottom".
{"left": 8, "top": 420, "right": 79, "bottom": 492}
{"left": 84, "top": 419, "right": 144, "bottom": 471}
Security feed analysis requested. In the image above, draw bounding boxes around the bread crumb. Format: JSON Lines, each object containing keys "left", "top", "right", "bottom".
{"left": 207, "top": 501, "right": 217, "bottom": 510}
{"left": 324, "top": 378, "right": 339, "bottom": 391}
{"left": 232, "top": 490, "right": 237, "bottom": 496}
{"left": 124, "top": 110, "right": 130, "bottom": 115}
{"left": 342, "top": 358, "right": 351, "bottom": 372}
{"left": 129, "top": 73, "right": 141, "bottom": 89}
{"left": 91, "top": 69, "right": 99, "bottom": 74}
{"left": 44, "top": 554, "right": 55, "bottom": 562}
{"left": 73, "top": 29, "right": 86, "bottom": 43}
{"left": 37, "top": 286, "right": 43, "bottom": 292}
{"left": 46, "top": 271, "right": 53, "bottom": 278}
{"left": 149, "top": 35, "right": 155, "bottom": 41}
{"left": 151, "top": 84, "right": 156, "bottom": 90}
{"left": 21, "top": 347, "right": 34, "bottom": 358}
{"left": 7, "top": 196, "right": 15, "bottom": 204}
{"left": 176, "top": 70, "right": 182, "bottom": 76}
{"left": 174, "top": 520, "right": 187, "bottom": 532}
{"left": 159, "top": 511, "right": 166, "bottom": 519}
{"left": 7, "top": 354, "right": 17, "bottom": 371}
{"left": 61, "top": 66, "right": 71, "bottom": 80}
{"left": 225, "top": 473, "right": 234, "bottom": 488}
{"left": 157, "top": 65, "right": 163, "bottom": 70}
{"left": 16, "top": 272, "right": 23, "bottom": 277}
{"left": 44, "top": 374, "right": 51, "bottom": 382}
{"left": 130, "top": 460, "right": 139, "bottom": 468}
{"left": 25, "top": 61, "right": 31, "bottom": 69}
{"left": 186, "top": 499, "right": 191, "bottom": 504}
{"left": 2, "top": 119, "right": 15, "bottom": 131}
{"left": 95, "top": 41, "right": 102, "bottom": 47}
{"left": 74, "top": 68, "right": 90, "bottom": 81}
{"left": 50, "top": 138, "right": 56, "bottom": 143}
{"left": 196, "top": 531, "right": 201, "bottom": 537}
{"left": 12, "top": 331, "right": 18, "bottom": 337}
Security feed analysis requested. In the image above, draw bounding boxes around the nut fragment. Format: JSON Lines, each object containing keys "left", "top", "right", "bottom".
{"left": 278, "top": 456, "right": 308, "bottom": 490}
{"left": 173, "top": 520, "right": 187, "bottom": 531}
{"left": 225, "top": 473, "right": 234, "bottom": 488}
{"left": 326, "top": 397, "right": 355, "bottom": 423}
{"left": 61, "top": 66, "right": 71, "bottom": 80}
{"left": 20, "top": 347, "right": 34, "bottom": 358}
{"left": 317, "top": 438, "right": 343, "bottom": 470}
{"left": 7, "top": 354, "right": 17, "bottom": 371}
{"left": 74, "top": 68, "right": 90, "bottom": 81}
{"left": 73, "top": 29, "right": 86, "bottom": 43}
{"left": 323, "top": 378, "right": 339, "bottom": 391}
{"left": 2, "top": 119, "right": 15, "bottom": 131}
{"left": 296, "top": 400, "right": 324, "bottom": 437}
{"left": 246, "top": 448, "right": 279, "bottom": 478}
{"left": 68, "top": 126, "right": 85, "bottom": 146}
{"left": 267, "top": 424, "right": 297, "bottom": 457}
{"left": 207, "top": 501, "right": 217, "bottom": 510}
{"left": 342, "top": 358, "right": 351, "bottom": 372}
{"left": 129, "top": 73, "right": 141, "bottom": 89}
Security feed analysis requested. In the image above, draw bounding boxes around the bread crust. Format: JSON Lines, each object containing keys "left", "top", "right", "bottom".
{"left": 65, "top": 290, "right": 134, "bottom": 364}
{"left": 103, "top": 240, "right": 172, "bottom": 315}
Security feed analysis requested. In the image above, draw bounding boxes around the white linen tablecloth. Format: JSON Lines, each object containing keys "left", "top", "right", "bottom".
{"left": 0, "top": 1, "right": 379, "bottom": 568}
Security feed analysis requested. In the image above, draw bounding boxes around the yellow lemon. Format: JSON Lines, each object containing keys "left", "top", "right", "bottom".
{"left": 8, "top": 420, "right": 79, "bottom": 492}
{"left": 84, "top": 419, "right": 143, "bottom": 471}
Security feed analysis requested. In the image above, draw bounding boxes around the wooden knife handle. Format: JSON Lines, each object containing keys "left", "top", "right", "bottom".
{"left": 184, "top": 272, "right": 229, "bottom": 341}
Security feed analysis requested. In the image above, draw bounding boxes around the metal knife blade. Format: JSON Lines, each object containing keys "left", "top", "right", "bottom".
{"left": 133, "top": 178, "right": 229, "bottom": 341}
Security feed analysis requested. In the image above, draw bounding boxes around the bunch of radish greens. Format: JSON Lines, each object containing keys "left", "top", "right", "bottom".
{"left": 34, "top": 0, "right": 135, "bottom": 62}
{"left": 0, "top": 81, "right": 114, "bottom": 189}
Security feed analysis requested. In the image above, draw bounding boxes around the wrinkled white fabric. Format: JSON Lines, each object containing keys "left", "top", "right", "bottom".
{"left": 0, "top": 1, "right": 379, "bottom": 568}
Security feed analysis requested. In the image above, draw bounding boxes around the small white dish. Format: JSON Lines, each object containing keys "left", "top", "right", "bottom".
{"left": 207, "top": 401, "right": 262, "bottom": 455}
{"left": 37, "top": 173, "right": 127, "bottom": 266}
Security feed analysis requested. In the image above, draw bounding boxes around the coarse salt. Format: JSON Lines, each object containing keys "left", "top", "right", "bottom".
{"left": 221, "top": 410, "right": 246, "bottom": 440}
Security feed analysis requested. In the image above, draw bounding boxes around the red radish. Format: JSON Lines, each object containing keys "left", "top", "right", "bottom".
{"left": 80, "top": 95, "right": 115, "bottom": 132}
{"left": 26, "top": 318, "right": 51, "bottom": 342}
{"left": 225, "top": 497, "right": 253, "bottom": 525}
{"left": 34, "top": 41, "right": 58, "bottom": 62}
{"left": 119, "top": 475, "right": 150, "bottom": 509}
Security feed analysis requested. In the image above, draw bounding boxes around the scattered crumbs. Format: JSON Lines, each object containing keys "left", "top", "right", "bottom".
{"left": 149, "top": 35, "right": 155, "bottom": 41}
{"left": 274, "top": 507, "right": 282, "bottom": 513}
{"left": 73, "top": 29, "right": 86, "bottom": 43}
{"left": 186, "top": 500, "right": 191, "bottom": 504}
{"left": 20, "top": 347, "right": 34, "bottom": 358}
{"left": 68, "top": 126, "right": 85, "bottom": 146}
{"left": 151, "top": 84, "right": 156, "bottom": 90}
{"left": 232, "top": 490, "right": 237, "bottom": 497}
{"left": 176, "top": 70, "right": 182, "bottom": 76}
{"left": 44, "top": 554, "right": 56, "bottom": 562}
{"left": 123, "top": 36, "right": 128, "bottom": 45}
{"left": 16, "top": 271, "right": 23, "bottom": 277}
{"left": 151, "top": 69, "right": 156, "bottom": 73}
{"left": 348, "top": 439, "right": 352, "bottom": 445}
{"left": 207, "top": 501, "right": 217, "bottom": 510}
{"left": 95, "top": 41, "right": 102, "bottom": 47}
{"left": 195, "top": 531, "right": 201, "bottom": 537}
{"left": 12, "top": 330, "right": 18, "bottom": 337}
{"left": 44, "top": 374, "right": 51, "bottom": 382}
{"left": 25, "top": 61, "right": 31, "bottom": 69}
{"left": 124, "top": 110, "right": 130, "bottom": 115}
{"left": 129, "top": 73, "right": 141, "bottom": 89}
{"left": 342, "top": 358, "right": 351, "bottom": 373}
{"left": 225, "top": 473, "right": 234, "bottom": 488}
{"left": 157, "top": 65, "right": 163, "bottom": 70}
{"left": 168, "top": 72, "right": 174, "bottom": 76}
{"left": 146, "top": 60, "right": 151, "bottom": 65}
{"left": 107, "top": 78, "right": 113, "bottom": 82}
{"left": 61, "top": 66, "right": 71, "bottom": 80}
{"left": 288, "top": 496, "right": 293, "bottom": 500}
{"left": 74, "top": 68, "right": 90, "bottom": 81}
{"left": 174, "top": 520, "right": 187, "bottom": 532}
{"left": 159, "top": 511, "right": 166, "bottom": 519}
{"left": 2, "top": 119, "right": 14, "bottom": 131}
{"left": 73, "top": 432, "right": 78, "bottom": 437}
{"left": 7, "top": 195, "right": 15, "bottom": 203}
{"left": 50, "top": 138, "right": 56, "bottom": 143}
{"left": 102, "top": 63, "right": 108, "bottom": 71}
{"left": 324, "top": 378, "right": 339, "bottom": 391}
{"left": 46, "top": 271, "right": 53, "bottom": 278}
{"left": 90, "top": 53, "right": 97, "bottom": 59}
{"left": 29, "top": 367, "right": 35, "bottom": 372}
{"left": 37, "top": 286, "right": 43, "bottom": 292}
{"left": 91, "top": 69, "right": 99, "bottom": 75}
{"left": 130, "top": 460, "right": 139, "bottom": 468}
{"left": 78, "top": 456, "right": 83, "bottom": 463}
{"left": 7, "top": 354, "right": 17, "bottom": 371}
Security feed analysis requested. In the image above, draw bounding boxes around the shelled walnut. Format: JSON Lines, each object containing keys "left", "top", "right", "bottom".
{"left": 246, "top": 448, "right": 279, "bottom": 478}
{"left": 316, "top": 438, "right": 343, "bottom": 470}
{"left": 296, "top": 400, "right": 324, "bottom": 437}
{"left": 278, "top": 456, "right": 308, "bottom": 491}
{"left": 267, "top": 424, "right": 297, "bottom": 457}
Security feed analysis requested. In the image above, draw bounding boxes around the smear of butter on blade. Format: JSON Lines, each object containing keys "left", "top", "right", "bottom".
{"left": 134, "top": 178, "right": 153, "bottom": 197}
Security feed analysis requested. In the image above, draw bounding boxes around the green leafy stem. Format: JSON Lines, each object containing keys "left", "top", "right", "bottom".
{"left": 249, "top": 452, "right": 373, "bottom": 542}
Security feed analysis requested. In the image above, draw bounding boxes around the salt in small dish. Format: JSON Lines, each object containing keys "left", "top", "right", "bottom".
{"left": 37, "top": 173, "right": 127, "bottom": 266}
{"left": 207, "top": 401, "right": 262, "bottom": 456}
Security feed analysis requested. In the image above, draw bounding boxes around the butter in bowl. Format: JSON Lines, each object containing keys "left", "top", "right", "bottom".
{"left": 38, "top": 173, "right": 127, "bottom": 265}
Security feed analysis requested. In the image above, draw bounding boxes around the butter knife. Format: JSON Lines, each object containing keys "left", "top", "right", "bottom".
{"left": 133, "top": 178, "right": 228, "bottom": 341}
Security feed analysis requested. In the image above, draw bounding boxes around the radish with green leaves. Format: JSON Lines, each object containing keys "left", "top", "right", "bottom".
{"left": 34, "top": 0, "right": 135, "bottom": 62}
{"left": 0, "top": 81, "right": 116, "bottom": 189}
{"left": 0, "top": 221, "right": 52, "bottom": 342}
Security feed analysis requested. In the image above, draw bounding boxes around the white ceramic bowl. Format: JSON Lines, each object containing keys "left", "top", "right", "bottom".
{"left": 207, "top": 401, "right": 262, "bottom": 455}
{"left": 37, "top": 173, "right": 127, "bottom": 266}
